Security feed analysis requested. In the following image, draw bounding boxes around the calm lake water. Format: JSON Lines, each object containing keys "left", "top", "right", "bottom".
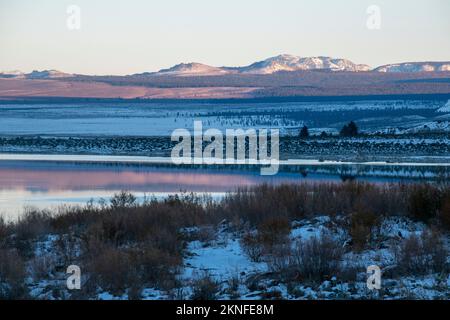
{"left": 0, "top": 157, "right": 446, "bottom": 219}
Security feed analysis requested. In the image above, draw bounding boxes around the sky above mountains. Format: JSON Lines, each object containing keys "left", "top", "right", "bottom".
{"left": 0, "top": 0, "right": 449, "bottom": 75}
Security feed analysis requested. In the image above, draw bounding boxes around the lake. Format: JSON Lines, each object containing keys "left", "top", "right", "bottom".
{"left": 0, "top": 155, "right": 447, "bottom": 219}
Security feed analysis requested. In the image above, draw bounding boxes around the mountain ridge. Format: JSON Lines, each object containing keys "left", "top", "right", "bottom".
{"left": 2, "top": 55, "right": 450, "bottom": 78}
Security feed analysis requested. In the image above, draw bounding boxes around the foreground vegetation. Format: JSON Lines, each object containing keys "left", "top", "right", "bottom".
{"left": 1, "top": 181, "right": 450, "bottom": 299}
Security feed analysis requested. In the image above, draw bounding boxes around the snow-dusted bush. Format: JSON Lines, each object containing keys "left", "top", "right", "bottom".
{"left": 268, "top": 233, "right": 344, "bottom": 283}
{"left": 240, "top": 231, "right": 264, "bottom": 263}
{"left": 290, "top": 233, "right": 343, "bottom": 282}
{"left": 395, "top": 230, "right": 448, "bottom": 276}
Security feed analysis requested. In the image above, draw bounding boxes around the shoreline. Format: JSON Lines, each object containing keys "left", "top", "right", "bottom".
{"left": 2, "top": 153, "right": 450, "bottom": 167}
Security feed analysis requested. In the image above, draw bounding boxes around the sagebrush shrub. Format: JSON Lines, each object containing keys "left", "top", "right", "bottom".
{"left": 240, "top": 231, "right": 264, "bottom": 262}
{"left": 396, "top": 230, "right": 448, "bottom": 276}
{"left": 290, "top": 233, "right": 343, "bottom": 282}
{"left": 349, "top": 207, "right": 380, "bottom": 251}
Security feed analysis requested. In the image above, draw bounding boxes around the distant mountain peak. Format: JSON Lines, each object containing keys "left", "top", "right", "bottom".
{"left": 157, "top": 62, "right": 229, "bottom": 76}
{"left": 3, "top": 56, "right": 450, "bottom": 79}
{"left": 0, "top": 69, "right": 73, "bottom": 79}
{"left": 374, "top": 61, "right": 450, "bottom": 73}
{"left": 27, "top": 70, "right": 73, "bottom": 79}
{"left": 151, "top": 54, "right": 372, "bottom": 76}
{"left": 0, "top": 70, "right": 25, "bottom": 78}
{"left": 236, "top": 55, "right": 371, "bottom": 74}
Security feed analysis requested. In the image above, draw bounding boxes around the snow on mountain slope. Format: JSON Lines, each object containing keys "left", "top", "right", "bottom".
{"left": 26, "top": 70, "right": 74, "bottom": 79}
{"left": 437, "top": 100, "right": 450, "bottom": 113}
{"left": 0, "top": 70, "right": 73, "bottom": 79}
{"left": 157, "top": 63, "right": 230, "bottom": 76}
{"left": 4, "top": 56, "right": 450, "bottom": 79}
{"left": 374, "top": 62, "right": 450, "bottom": 73}
{"left": 0, "top": 70, "right": 26, "bottom": 78}
{"left": 406, "top": 120, "right": 450, "bottom": 133}
{"left": 235, "top": 54, "right": 371, "bottom": 74}
{"left": 153, "top": 55, "right": 371, "bottom": 76}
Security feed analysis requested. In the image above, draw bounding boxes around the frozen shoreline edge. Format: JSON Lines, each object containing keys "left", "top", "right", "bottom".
{"left": 1, "top": 153, "right": 450, "bottom": 167}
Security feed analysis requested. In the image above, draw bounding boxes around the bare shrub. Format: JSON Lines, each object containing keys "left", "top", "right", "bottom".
{"left": 0, "top": 249, "right": 27, "bottom": 299}
{"left": 438, "top": 195, "right": 450, "bottom": 230}
{"left": 220, "top": 181, "right": 419, "bottom": 226}
{"left": 14, "top": 209, "right": 52, "bottom": 241}
{"left": 221, "top": 184, "right": 306, "bottom": 225}
{"left": 396, "top": 230, "right": 448, "bottom": 276}
{"left": 110, "top": 191, "right": 136, "bottom": 209}
{"left": 408, "top": 184, "right": 441, "bottom": 222}
{"left": 29, "top": 254, "right": 57, "bottom": 281}
{"left": 240, "top": 217, "right": 291, "bottom": 262}
{"left": 226, "top": 274, "right": 241, "bottom": 299}
{"left": 240, "top": 231, "right": 264, "bottom": 262}
{"left": 266, "top": 242, "right": 292, "bottom": 272}
{"left": 349, "top": 206, "right": 380, "bottom": 251}
{"left": 0, "top": 216, "right": 8, "bottom": 247}
{"left": 54, "top": 234, "right": 80, "bottom": 266}
{"left": 88, "top": 246, "right": 134, "bottom": 295}
{"left": 130, "top": 245, "right": 182, "bottom": 288}
{"left": 290, "top": 233, "right": 343, "bottom": 282}
{"left": 257, "top": 217, "right": 291, "bottom": 254}
{"left": 190, "top": 272, "right": 220, "bottom": 300}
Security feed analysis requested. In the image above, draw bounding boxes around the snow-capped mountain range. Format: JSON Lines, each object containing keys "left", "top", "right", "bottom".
{"left": 374, "top": 61, "right": 450, "bottom": 73}
{"left": 0, "top": 69, "right": 73, "bottom": 79}
{"left": 157, "top": 63, "right": 230, "bottom": 76}
{"left": 227, "top": 55, "right": 371, "bottom": 74}
{"left": 136, "top": 55, "right": 450, "bottom": 76}
{"left": 2, "top": 55, "right": 450, "bottom": 78}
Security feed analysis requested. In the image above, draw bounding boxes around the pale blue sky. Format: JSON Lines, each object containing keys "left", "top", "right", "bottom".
{"left": 0, "top": 0, "right": 449, "bottom": 75}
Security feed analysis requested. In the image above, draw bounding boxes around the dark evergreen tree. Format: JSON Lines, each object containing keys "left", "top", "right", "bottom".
{"left": 340, "top": 121, "right": 358, "bottom": 137}
{"left": 299, "top": 125, "right": 309, "bottom": 138}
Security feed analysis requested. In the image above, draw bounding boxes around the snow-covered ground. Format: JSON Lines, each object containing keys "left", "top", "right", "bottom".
{"left": 23, "top": 215, "right": 450, "bottom": 300}
{"left": 0, "top": 100, "right": 448, "bottom": 136}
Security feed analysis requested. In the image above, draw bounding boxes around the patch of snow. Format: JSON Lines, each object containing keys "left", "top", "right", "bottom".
{"left": 183, "top": 228, "right": 267, "bottom": 281}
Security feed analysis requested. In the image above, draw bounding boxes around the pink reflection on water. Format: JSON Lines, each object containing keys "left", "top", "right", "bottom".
{"left": 0, "top": 166, "right": 300, "bottom": 193}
